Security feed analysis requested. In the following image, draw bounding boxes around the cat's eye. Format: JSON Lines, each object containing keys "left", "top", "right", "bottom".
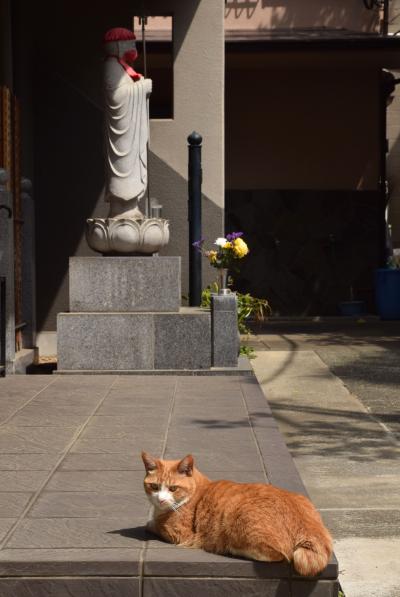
{"left": 149, "top": 483, "right": 159, "bottom": 491}
{"left": 169, "top": 485, "right": 178, "bottom": 492}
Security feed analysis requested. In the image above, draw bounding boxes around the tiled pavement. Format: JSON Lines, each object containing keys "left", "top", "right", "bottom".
{"left": 0, "top": 374, "right": 338, "bottom": 596}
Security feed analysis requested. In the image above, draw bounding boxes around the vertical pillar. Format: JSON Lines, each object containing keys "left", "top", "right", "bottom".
{"left": 211, "top": 293, "right": 238, "bottom": 367}
{"left": 21, "top": 177, "right": 36, "bottom": 348}
{"left": 0, "top": 168, "right": 15, "bottom": 372}
{"left": 188, "top": 131, "right": 202, "bottom": 306}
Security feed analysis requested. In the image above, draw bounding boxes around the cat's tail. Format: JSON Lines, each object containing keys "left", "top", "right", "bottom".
{"left": 292, "top": 530, "right": 333, "bottom": 577}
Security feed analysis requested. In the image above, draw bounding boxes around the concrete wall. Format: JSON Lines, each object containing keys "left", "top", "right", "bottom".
{"left": 387, "top": 75, "right": 400, "bottom": 248}
{"left": 387, "top": 1, "right": 400, "bottom": 248}
{"left": 12, "top": 0, "right": 224, "bottom": 337}
{"left": 224, "top": 0, "right": 379, "bottom": 32}
{"left": 226, "top": 63, "right": 381, "bottom": 191}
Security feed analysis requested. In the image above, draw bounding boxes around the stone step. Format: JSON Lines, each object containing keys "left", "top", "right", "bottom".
{"left": 0, "top": 374, "right": 339, "bottom": 596}
{"left": 57, "top": 308, "right": 211, "bottom": 371}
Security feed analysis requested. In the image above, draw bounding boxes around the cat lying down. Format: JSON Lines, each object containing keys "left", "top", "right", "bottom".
{"left": 142, "top": 452, "right": 332, "bottom": 577}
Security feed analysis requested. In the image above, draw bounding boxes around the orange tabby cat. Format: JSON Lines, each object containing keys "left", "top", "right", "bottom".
{"left": 142, "top": 452, "right": 332, "bottom": 577}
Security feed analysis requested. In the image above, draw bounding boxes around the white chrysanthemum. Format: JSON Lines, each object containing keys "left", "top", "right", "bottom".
{"left": 215, "top": 237, "right": 227, "bottom": 247}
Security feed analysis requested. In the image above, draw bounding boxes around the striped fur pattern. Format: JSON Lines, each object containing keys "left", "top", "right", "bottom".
{"left": 142, "top": 453, "right": 333, "bottom": 577}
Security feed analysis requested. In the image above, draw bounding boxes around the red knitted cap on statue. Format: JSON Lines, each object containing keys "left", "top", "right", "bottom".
{"left": 103, "top": 28, "right": 136, "bottom": 43}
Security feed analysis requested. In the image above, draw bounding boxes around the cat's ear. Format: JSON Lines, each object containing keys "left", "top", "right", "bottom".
{"left": 142, "top": 451, "right": 158, "bottom": 473}
{"left": 177, "top": 454, "right": 194, "bottom": 476}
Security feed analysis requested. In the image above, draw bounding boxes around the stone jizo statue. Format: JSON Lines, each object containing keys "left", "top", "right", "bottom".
{"left": 86, "top": 27, "right": 169, "bottom": 254}
{"left": 103, "top": 27, "right": 152, "bottom": 220}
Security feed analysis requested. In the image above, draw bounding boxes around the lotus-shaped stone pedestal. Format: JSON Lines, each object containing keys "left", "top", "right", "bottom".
{"left": 86, "top": 217, "right": 170, "bottom": 255}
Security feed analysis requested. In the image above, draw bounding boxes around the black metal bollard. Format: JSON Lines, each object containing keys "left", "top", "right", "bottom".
{"left": 188, "top": 131, "right": 202, "bottom": 307}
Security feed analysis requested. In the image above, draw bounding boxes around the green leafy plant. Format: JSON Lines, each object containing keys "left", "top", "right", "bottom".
{"left": 239, "top": 344, "right": 256, "bottom": 359}
{"left": 387, "top": 248, "right": 400, "bottom": 269}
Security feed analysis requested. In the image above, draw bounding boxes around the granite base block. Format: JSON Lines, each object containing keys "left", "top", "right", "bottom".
{"left": 211, "top": 294, "right": 238, "bottom": 367}
{"left": 57, "top": 313, "right": 154, "bottom": 370}
{"left": 57, "top": 309, "right": 211, "bottom": 371}
{"left": 155, "top": 310, "right": 211, "bottom": 370}
{"left": 69, "top": 256, "right": 181, "bottom": 313}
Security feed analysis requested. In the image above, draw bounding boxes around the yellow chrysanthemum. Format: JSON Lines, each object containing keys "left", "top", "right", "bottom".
{"left": 233, "top": 237, "right": 249, "bottom": 258}
{"left": 223, "top": 241, "right": 233, "bottom": 250}
{"left": 208, "top": 250, "right": 218, "bottom": 264}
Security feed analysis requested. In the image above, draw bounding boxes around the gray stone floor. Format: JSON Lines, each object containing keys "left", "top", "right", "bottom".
{"left": 250, "top": 321, "right": 400, "bottom": 597}
{"left": 0, "top": 374, "right": 338, "bottom": 596}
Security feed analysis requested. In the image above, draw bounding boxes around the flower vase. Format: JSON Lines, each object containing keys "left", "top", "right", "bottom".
{"left": 218, "top": 268, "right": 230, "bottom": 295}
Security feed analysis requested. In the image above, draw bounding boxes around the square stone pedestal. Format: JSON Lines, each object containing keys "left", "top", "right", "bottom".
{"left": 57, "top": 257, "right": 241, "bottom": 373}
{"left": 69, "top": 257, "right": 181, "bottom": 312}
{"left": 57, "top": 309, "right": 211, "bottom": 371}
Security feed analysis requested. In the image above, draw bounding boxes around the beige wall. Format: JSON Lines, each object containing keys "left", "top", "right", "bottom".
{"left": 143, "top": 1, "right": 380, "bottom": 33}
{"left": 226, "top": 62, "right": 381, "bottom": 190}
{"left": 143, "top": 0, "right": 225, "bottom": 291}
{"left": 387, "top": 1, "right": 400, "bottom": 247}
{"left": 224, "top": 0, "right": 379, "bottom": 32}
{"left": 150, "top": 0, "right": 225, "bottom": 214}
{"left": 387, "top": 78, "right": 400, "bottom": 247}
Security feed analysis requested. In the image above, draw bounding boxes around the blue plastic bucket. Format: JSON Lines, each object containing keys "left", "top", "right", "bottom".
{"left": 375, "top": 269, "right": 400, "bottom": 320}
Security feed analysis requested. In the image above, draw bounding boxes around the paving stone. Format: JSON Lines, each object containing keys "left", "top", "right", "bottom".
{"left": 100, "top": 395, "right": 172, "bottom": 411}
{"left": 0, "top": 377, "right": 55, "bottom": 399}
{"left": 0, "top": 519, "right": 16, "bottom": 542}
{"left": 45, "top": 471, "right": 145, "bottom": 493}
{"left": 0, "top": 427, "right": 77, "bottom": 454}
{"left": 96, "top": 402, "right": 171, "bottom": 416}
{"left": 172, "top": 402, "right": 246, "bottom": 418}
{"left": 0, "top": 548, "right": 141, "bottom": 576}
{"left": 144, "top": 546, "right": 291, "bottom": 578}
{"left": 87, "top": 414, "right": 171, "bottom": 429}
{"left": 0, "top": 493, "right": 32, "bottom": 517}
{"left": 70, "top": 437, "right": 163, "bottom": 455}
{"left": 6, "top": 518, "right": 145, "bottom": 549}
{"left": 0, "top": 454, "right": 59, "bottom": 471}
{"left": 166, "top": 426, "right": 254, "bottom": 444}
{"left": 169, "top": 412, "right": 249, "bottom": 429}
{"left": 0, "top": 471, "right": 50, "bottom": 491}
{"left": 291, "top": 581, "right": 339, "bottom": 596}
{"left": 304, "top": 475, "right": 400, "bottom": 509}
{"left": 28, "top": 491, "right": 149, "bottom": 519}
{"left": 163, "top": 448, "right": 262, "bottom": 472}
{"left": 9, "top": 406, "right": 86, "bottom": 427}
{"left": 114, "top": 375, "right": 177, "bottom": 389}
{"left": 202, "top": 470, "right": 267, "bottom": 483}
{"left": 165, "top": 431, "right": 257, "bottom": 457}
{"left": 321, "top": 509, "right": 400, "bottom": 538}
{"left": 59, "top": 453, "right": 146, "bottom": 471}
{"left": 143, "top": 577, "right": 289, "bottom": 596}
{"left": 15, "top": 402, "right": 98, "bottom": 417}
{"left": 80, "top": 425, "right": 165, "bottom": 441}
{"left": 0, "top": 578, "right": 139, "bottom": 597}
{"left": 294, "top": 454, "right": 400, "bottom": 478}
